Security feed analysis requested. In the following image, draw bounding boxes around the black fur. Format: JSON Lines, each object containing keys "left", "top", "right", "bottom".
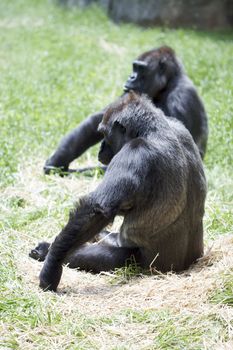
{"left": 31, "top": 92, "right": 207, "bottom": 291}
{"left": 44, "top": 46, "right": 208, "bottom": 174}
{"left": 125, "top": 46, "right": 208, "bottom": 157}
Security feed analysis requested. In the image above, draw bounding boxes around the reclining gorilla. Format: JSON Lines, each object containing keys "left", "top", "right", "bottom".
{"left": 44, "top": 46, "right": 208, "bottom": 174}
{"left": 30, "top": 92, "right": 207, "bottom": 291}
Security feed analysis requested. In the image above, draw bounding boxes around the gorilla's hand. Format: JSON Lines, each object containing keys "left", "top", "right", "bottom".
{"left": 39, "top": 261, "right": 63, "bottom": 292}
{"left": 44, "top": 156, "right": 69, "bottom": 175}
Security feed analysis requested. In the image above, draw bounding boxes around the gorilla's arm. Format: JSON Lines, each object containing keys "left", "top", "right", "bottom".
{"left": 44, "top": 111, "right": 104, "bottom": 174}
{"left": 164, "top": 79, "right": 208, "bottom": 158}
{"left": 39, "top": 143, "right": 143, "bottom": 291}
{"left": 39, "top": 197, "right": 111, "bottom": 291}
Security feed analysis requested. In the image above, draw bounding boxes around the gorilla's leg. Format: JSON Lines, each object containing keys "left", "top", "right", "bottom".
{"left": 30, "top": 241, "right": 139, "bottom": 282}
{"left": 66, "top": 244, "right": 140, "bottom": 272}
{"left": 29, "top": 232, "right": 119, "bottom": 262}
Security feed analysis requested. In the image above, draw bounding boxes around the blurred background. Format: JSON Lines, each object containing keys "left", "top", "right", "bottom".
{"left": 60, "top": 0, "right": 233, "bottom": 30}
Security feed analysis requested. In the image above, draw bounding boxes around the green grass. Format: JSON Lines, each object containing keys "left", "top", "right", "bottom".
{"left": 211, "top": 271, "right": 233, "bottom": 306}
{"left": 0, "top": 0, "right": 233, "bottom": 349}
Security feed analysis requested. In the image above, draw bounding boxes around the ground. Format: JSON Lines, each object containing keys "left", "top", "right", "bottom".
{"left": 0, "top": 1, "right": 233, "bottom": 349}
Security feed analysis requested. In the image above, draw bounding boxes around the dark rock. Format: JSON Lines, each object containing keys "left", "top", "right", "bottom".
{"left": 59, "top": 0, "right": 233, "bottom": 30}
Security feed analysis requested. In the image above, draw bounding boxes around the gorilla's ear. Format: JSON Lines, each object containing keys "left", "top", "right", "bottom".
{"left": 113, "top": 120, "right": 126, "bottom": 134}
{"left": 113, "top": 120, "right": 138, "bottom": 139}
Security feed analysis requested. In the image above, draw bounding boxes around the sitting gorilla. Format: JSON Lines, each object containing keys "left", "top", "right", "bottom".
{"left": 30, "top": 92, "right": 207, "bottom": 291}
{"left": 44, "top": 46, "right": 208, "bottom": 174}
